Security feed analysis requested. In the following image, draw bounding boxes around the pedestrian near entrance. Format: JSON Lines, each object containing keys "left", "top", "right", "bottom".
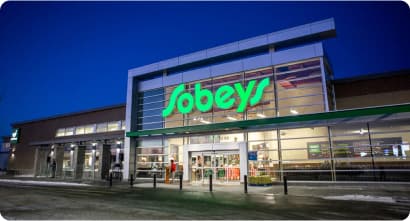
{"left": 170, "top": 159, "right": 176, "bottom": 183}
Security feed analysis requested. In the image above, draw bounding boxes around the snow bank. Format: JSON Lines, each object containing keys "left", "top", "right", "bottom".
{"left": 0, "top": 179, "right": 90, "bottom": 187}
{"left": 322, "top": 194, "right": 396, "bottom": 203}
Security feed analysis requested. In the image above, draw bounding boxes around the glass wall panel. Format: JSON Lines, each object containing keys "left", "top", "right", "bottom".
{"left": 56, "top": 128, "right": 65, "bottom": 137}
{"left": 136, "top": 138, "right": 166, "bottom": 179}
{"left": 75, "top": 126, "right": 85, "bottom": 135}
{"left": 369, "top": 120, "right": 410, "bottom": 181}
{"left": 280, "top": 127, "right": 331, "bottom": 180}
{"left": 65, "top": 127, "right": 74, "bottom": 136}
{"left": 217, "top": 133, "right": 244, "bottom": 143}
{"left": 107, "top": 121, "right": 121, "bottom": 131}
{"left": 330, "top": 123, "right": 373, "bottom": 181}
{"left": 84, "top": 125, "right": 95, "bottom": 134}
{"left": 248, "top": 130, "right": 280, "bottom": 181}
{"left": 96, "top": 123, "right": 107, "bottom": 133}
{"left": 275, "top": 58, "right": 325, "bottom": 117}
{"left": 137, "top": 88, "right": 164, "bottom": 130}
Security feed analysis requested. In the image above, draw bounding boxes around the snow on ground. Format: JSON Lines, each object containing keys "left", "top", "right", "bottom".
{"left": 322, "top": 194, "right": 396, "bottom": 203}
{"left": 0, "top": 179, "right": 90, "bottom": 187}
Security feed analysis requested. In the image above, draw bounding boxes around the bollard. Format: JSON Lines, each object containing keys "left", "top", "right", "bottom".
{"left": 283, "top": 176, "right": 288, "bottom": 195}
{"left": 109, "top": 172, "right": 113, "bottom": 187}
{"left": 153, "top": 174, "right": 157, "bottom": 189}
{"left": 179, "top": 174, "right": 183, "bottom": 191}
{"left": 130, "top": 174, "right": 134, "bottom": 187}
{"left": 209, "top": 174, "right": 213, "bottom": 192}
{"left": 244, "top": 175, "right": 248, "bottom": 194}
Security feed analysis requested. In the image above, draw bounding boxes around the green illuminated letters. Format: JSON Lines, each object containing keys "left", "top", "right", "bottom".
{"left": 195, "top": 83, "right": 213, "bottom": 112}
{"left": 162, "top": 77, "right": 270, "bottom": 118}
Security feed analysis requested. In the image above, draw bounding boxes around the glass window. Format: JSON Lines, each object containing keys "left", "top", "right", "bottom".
{"left": 217, "top": 133, "right": 244, "bottom": 143}
{"left": 248, "top": 130, "right": 277, "bottom": 141}
{"left": 369, "top": 120, "right": 410, "bottom": 181}
{"left": 56, "top": 128, "right": 65, "bottom": 137}
{"left": 275, "top": 58, "right": 325, "bottom": 117}
{"left": 96, "top": 123, "right": 107, "bottom": 133}
{"left": 75, "top": 126, "right": 85, "bottom": 135}
{"left": 65, "top": 127, "right": 74, "bottom": 136}
{"left": 107, "top": 121, "right": 121, "bottom": 131}
{"left": 84, "top": 124, "right": 95, "bottom": 134}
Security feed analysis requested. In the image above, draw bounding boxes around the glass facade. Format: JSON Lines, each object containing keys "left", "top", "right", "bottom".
{"left": 131, "top": 119, "right": 410, "bottom": 182}
{"left": 136, "top": 58, "right": 328, "bottom": 130}
{"left": 131, "top": 57, "right": 410, "bottom": 183}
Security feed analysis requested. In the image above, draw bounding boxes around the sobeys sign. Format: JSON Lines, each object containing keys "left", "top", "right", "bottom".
{"left": 162, "top": 77, "right": 270, "bottom": 118}
{"left": 10, "top": 128, "right": 20, "bottom": 144}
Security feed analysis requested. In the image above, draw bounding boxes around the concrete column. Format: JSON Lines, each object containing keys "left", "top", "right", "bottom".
{"left": 100, "top": 144, "right": 111, "bottom": 180}
{"left": 55, "top": 145, "right": 64, "bottom": 178}
{"left": 74, "top": 145, "right": 86, "bottom": 180}
{"left": 239, "top": 142, "right": 248, "bottom": 183}
{"left": 33, "top": 147, "right": 40, "bottom": 177}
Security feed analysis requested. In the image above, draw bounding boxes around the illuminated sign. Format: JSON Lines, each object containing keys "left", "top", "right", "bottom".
{"left": 10, "top": 128, "right": 20, "bottom": 144}
{"left": 163, "top": 77, "right": 270, "bottom": 117}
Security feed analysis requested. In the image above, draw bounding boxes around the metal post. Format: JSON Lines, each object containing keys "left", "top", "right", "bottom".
{"left": 179, "top": 174, "right": 183, "bottom": 191}
{"left": 153, "top": 174, "right": 156, "bottom": 189}
{"left": 130, "top": 174, "right": 134, "bottom": 187}
{"left": 283, "top": 176, "right": 288, "bottom": 195}
{"left": 244, "top": 175, "right": 248, "bottom": 194}
{"left": 209, "top": 174, "right": 213, "bottom": 192}
{"left": 109, "top": 172, "right": 113, "bottom": 187}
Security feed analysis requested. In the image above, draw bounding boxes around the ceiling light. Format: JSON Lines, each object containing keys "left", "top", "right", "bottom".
{"left": 226, "top": 116, "right": 237, "bottom": 121}
{"left": 256, "top": 113, "right": 266, "bottom": 118}
{"left": 290, "top": 109, "right": 298, "bottom": 115}
{"left": 200, "top": 119, "right": 211, "bottom": 124}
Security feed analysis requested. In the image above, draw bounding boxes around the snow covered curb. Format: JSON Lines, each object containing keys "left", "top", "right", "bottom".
{"left": 322, "top": 194, "right": 396, "bottom": 203}
{"left": 0, "top": 179, "right": 90, "bottom": 187}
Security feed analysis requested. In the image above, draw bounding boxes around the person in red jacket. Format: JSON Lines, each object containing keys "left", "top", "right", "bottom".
{"left": 170, "top": 159, "right": 176, "bottom": 183}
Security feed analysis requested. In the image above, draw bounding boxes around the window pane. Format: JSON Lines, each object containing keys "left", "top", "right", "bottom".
{"left": 75, "top": 126, "right": 85, "bottom": 135}
{"left": 96, "top": 123, "right": 107, "bottom": 133}
{"left": 65, "top": 127, "right": 74, "bottom": 136}
{"left": 56, "top": 128, "right": 65, "bottom": 137}
{"left": 107, "top": 121, "right": 121, "bottom": 131}
{"left": 84, "top": 125, "right": 95, "bottom": 134}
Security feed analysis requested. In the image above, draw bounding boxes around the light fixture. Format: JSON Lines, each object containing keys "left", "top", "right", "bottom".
{"left": 290, "top": 109, "right": 298, "bottom": 115}
{"left": 256, "top": 113, "right": 266, "bottom": 118}
{"left": 359, "top": 128, "right": 367, "bottom": 135}
{"left": 116, "top": 141, "right": 122, "bottom": 145}
{"left": 226, "top": 116, "right": 237, "bottom": 121}
{"left": 70, "top": 143, "right": 76, "bottom": 148}
{"left": 200, "top": 119, "right": 211, "bottom": 124}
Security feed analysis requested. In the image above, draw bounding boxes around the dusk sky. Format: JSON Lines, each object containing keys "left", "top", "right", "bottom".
{"left": 0, "top": 1, "right": 409, "bottom": 137}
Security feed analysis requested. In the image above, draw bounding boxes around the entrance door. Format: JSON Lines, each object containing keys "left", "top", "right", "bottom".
{"left": 189, "top": 151, "right": 240, "bottom": 184}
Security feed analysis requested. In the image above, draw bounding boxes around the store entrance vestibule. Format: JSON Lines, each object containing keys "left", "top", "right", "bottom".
{"left": 190, "top": 151, "right": 240, "bottom": 184}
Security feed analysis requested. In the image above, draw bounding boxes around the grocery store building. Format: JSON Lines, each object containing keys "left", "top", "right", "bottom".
{"left": 123, "top": 18, "right": 410, "bottom": 183}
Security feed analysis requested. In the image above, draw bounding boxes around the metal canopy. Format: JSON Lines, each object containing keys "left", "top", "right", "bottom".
{"left": 126, "top": 103, "right": 410, "bottom": 137}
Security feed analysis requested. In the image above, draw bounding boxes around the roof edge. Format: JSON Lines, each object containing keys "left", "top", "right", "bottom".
{"left": 11, "top": 103, "right": 126, "bottom": 127}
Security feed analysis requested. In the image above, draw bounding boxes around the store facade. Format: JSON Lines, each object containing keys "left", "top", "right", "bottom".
{"left": 8, "top": 104, "right": 126, "bottom": 179}
{"left": 124, "top": 18, "right": 410, "bottom": 183}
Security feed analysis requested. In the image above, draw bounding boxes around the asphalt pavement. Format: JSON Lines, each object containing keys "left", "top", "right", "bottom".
{"left": 0, "top": 178, "right": 409, "bottom": 220}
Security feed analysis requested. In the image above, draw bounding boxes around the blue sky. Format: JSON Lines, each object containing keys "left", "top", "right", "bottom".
{"left": 0, "top": 1, "right": 409, "bottom": 137}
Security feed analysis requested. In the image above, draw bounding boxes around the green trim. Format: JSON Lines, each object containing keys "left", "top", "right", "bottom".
{"left": 126, "top": 103, "right": 410, "bottom": 137}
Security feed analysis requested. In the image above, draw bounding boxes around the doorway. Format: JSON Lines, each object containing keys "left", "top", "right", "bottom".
{"left": 190, "top": 151, "right": 240, "bottom": 184}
